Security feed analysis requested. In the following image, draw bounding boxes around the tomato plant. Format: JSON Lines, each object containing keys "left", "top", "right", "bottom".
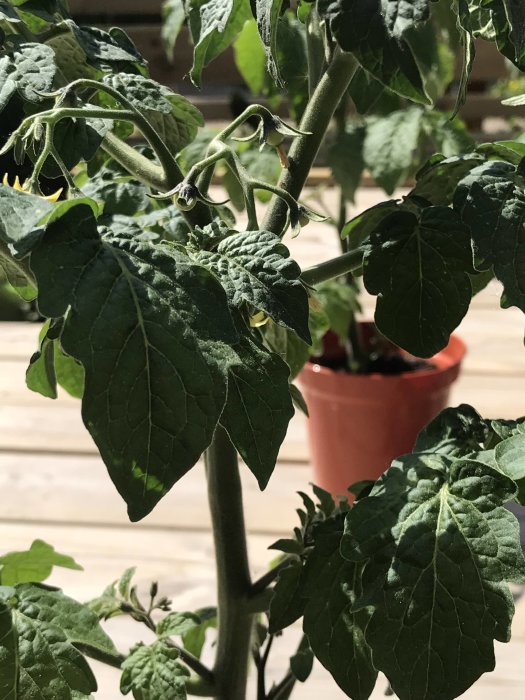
{"left": 1, "top": 1, "right": 525, "bottom": 699}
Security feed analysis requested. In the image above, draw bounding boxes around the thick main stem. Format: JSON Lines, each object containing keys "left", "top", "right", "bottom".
{"left": 205, "top": 427, "right": 253, "bottom": 700}
{"left": 263, "top": 51, "right": 357, "bottom": 236}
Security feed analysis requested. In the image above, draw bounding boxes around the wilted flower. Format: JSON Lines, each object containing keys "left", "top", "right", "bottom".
{"left": 289, "top": 203, "right": 328, "bottom": 237}
{"left": 155, "top": 181, "right": 229, "bottom": 212}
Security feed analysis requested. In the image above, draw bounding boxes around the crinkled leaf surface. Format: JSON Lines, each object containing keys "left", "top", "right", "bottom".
{"left": 156, "top": 612, "right": 201, "bottom": 639}
{"left": 302, "top": 517, "right": 377, "bottom": 700}
{"left": 255, "top": 0, "right": 284, "bottom": 84}
{"left": 0, "top": 540, "right": 82, "bottom": 586}
{"left": 30, "top": 204, "right": 238, "bottom": 520}
{"left": 0, "top": 41, "right": 56, "bottom": 111}
{"left": 342, "top": 455, "right": 525, "bottom": 700}
{"left": 146, "top": 94, "right": 204, "bottom": 156}
{"left": 120, "top": 641, "right": 189, "bottom": 700}
{"left": 102, "top": 73, "right": 174, "bottom": 114}
{"left": 194, "top": 230, "right": 310, "bottom": 343}
{"left": 383, "top": 0, "right": 431, "bottom": 38}
{"left": 219, "top": 322, "right": 293, "bottom": 489}
{"left": 188, "top": 0, "right": 251, "bottom": 86}
{"left": 71, "top": 25, "right": 144, "bottom": 68}
{"left": 318, "top": 0, "right": 429, "bottom": 102}
{"left": 454, "top": 160, "right": 525, "bottom": 312}
{"left": 0, "top": 583, "right": 118, "bottom": 699}
{"left": 363, "top": 205, "right": 473, "bottom": 357}
{"left": 411, "top": 152, "right": 485, "bottom": 205}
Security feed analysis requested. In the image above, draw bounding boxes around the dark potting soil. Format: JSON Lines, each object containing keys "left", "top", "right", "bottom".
{"left": 313, "top": 353, "right": 436, "bottom": 375}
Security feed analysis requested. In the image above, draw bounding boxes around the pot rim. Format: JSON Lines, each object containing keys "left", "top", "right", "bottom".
{"left": 302, "top": 333, "right": 466, "bottom": 384}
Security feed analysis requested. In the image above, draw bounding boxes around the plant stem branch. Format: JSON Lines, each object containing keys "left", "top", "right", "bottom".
{"left": 249, "top": 557, "right": 293, "bottom": 599}
{"left": 301, "top": 247, "right": 365, "bottom": 286}
{"left": 263, "top": 51, "right": 357, "bottom": 236}
{"left": 205, "top": 426, "right": 253, "bottom": 700}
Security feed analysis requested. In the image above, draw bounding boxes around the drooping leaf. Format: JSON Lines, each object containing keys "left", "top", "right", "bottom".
{"left": 314, "top": 280, "right": 360, "bottom": 343}
{"left": 219, "top": 323, "right": 294, "bottom": 489}
{"left": 454, "top": 159, "right": 525, "bottom": 312}
{"left": 193, "top": 229, "right": 310, "bottom": 343}
{"left": 341, "top": 200, "right": 400, "bottom": 249}
{"left": 347, "top": 68, "right": 402, "bottom": 115}
{"left": 318, "top": 0, "right": 430, "bottom": 103}
{"left": 0, "top": 583, "right": 119, "bottom": 699}
{"left": 255, "top": 0, "right": 285, "bottom": 84}
{"left": 290, "top": 641, "right": 314, "bottom": 683}
{"left": 120, "top": 641, "right": 189, "bottom": 700}
{"left": 30, "top": 204, "right": 239, "bottom": 520}
{"left": 302, "top": 517, "right": 377, "bottom": 700}
{"left": 342, "top": 455, "right": 525, "bottom": 700}
{"left": 0, "top": 40, "right": 56, "bottom": 112}
{"left": 0, "top": 540, "right": 82, "bottom": 586}
{"left": 162, "top": 0, "right": 186, "bottom": 61}
{"left": 495, "top": 433, "right": 525, "bottom": 482}
{"left": 188, "top": 0, "right": 251, "bottom": 87}
{"left": 268, "top": 560, "right": 305, "bottom": 633}
{"left": 0, "top": 254, "right": 37, "bottom": 301}
{"left": 363, "top": 204, "right": 473, "bottom": 356}
{"left": 234, "top": 17, "right": 268, "bottom": 95}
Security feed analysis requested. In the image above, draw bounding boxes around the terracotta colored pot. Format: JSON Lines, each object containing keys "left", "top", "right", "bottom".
{"left": 297, "top": 331, "right": 466, "bottom": 498}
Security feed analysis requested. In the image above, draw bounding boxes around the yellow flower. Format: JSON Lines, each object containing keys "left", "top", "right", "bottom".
{"left": 2, "top": 173, "right": 63, "bottom": 202}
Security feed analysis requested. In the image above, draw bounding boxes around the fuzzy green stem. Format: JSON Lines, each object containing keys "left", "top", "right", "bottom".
{"left": 205, "top": 427, "right": 253, "bottom": 700}
{"left": 263, "top": 51, "right": 358, "bottom": 236}
{"left": 301, "top": 247, "right": 365, "bottom": 286}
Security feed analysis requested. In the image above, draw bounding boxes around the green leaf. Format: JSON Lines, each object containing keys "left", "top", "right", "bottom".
{"left": 180, "top": 608, "right": 216, "bottom": 658}
{"left": 27, "top": 332, "right": 57, "bottom": 399}
{"left": 0, "top": 540, "right": 82, "bottom": 586}
{"left": 239, "top": 148, "right": 281, "bottom": 203}
{"left": 194, "top": 229, "right": 310, "bottom": 343}
{"left": 162, "top": 0, "right": 186, "bottom": 61}
{"left": 71, "top": 25, "right": 144, "bottom": 68}
{"left": 414, "top": 404, "right": 489, "bottom": 457}
{"left": 234, "top": 18, "right": 267, "bottom": 95}
{"left": 0, "top": 40, "right": 56, "bottom": 112}
{"left": 0, "top": 184, "right": 53, "bottom": 256}
{"left": 120, "top": 641, "right": 189, "bottom": 700}
{"left": 384, "top": 0, "right": 431, "bottom": 38}
{"left": 157, "top": 611, "right": 201, "bottom": 639}
{"left": 327, "top": 123, "right": 365, "bottom": 203}
{"left": 219, "top": 324, "right": 294, "bottom": 489}
{"left": 146, "top": 94, "right": 204, "bottom": 156}
{"left": 411, "top": 152, "right": 485, "bottom": 205}
{"left": 454, "top": 160, "right": 525, "bottom": 312}
{"left": 314, "top": 280, "right": 360, "bottom": 343}
{"left": 188, "top": 0, "right": 251, "bottom": 87}
{"left": 54, "top": 342, "right": 85, "bottom": 399}
{"left": 31, "top": 204, "right": 239, "bottom": 520}
{"left": 255, "top": 0, "right": 285, "bottom": 84}
{"left": 0, "top": 254, "right": 37, "bottom": 301}
{"left": 81, "top": 177, "right": 149, "bottom": 216}
{"left": 302, "top": 517, "right": 377, "bottom": 700}
{"left": 342, "top": 455, "right": 525, "bottom": 700}
{"left": 495, "top": 434, "right": 525, "bottom": 482}
{"left": 341, "top": 200, "right": 400, "bottom": 248}
{"left": 347, "top": 68, "right": 402, "bottom": 115}
{"left": 0, "top": 583, "right": 119, "bottom": 698}
{"left": 363, "top": 205, "right": 473, "bottom": 357}
{"left": 363, "top": 107, "right": 424, "bottom": 194}
{"left": 269, "top": 561, "right": 305, "bottom": 633}
{"left": 102, "top": 73, "right": 174, "bottom": 114}
{"left": 262, "top": 304, "right": 330, "bottom": 379}
{"left": 290, "top": 638, "right": 314, "bottom": 682}
{"left": 46, "top": 29, "right": 98, "bottom": 83}
{"left": 319, "top": 0, "right": 430, "bottom": 103}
